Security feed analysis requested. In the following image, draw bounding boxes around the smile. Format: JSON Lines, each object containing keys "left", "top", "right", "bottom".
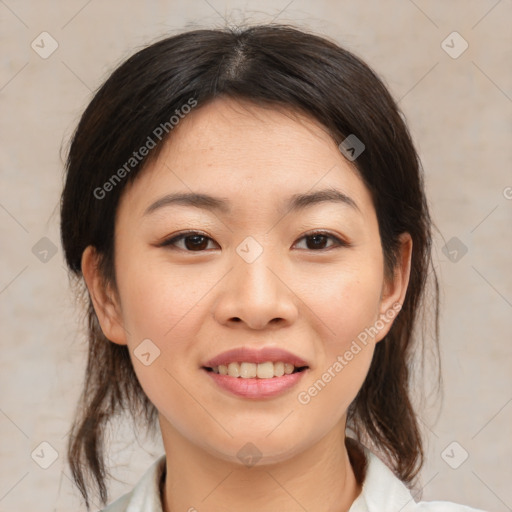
{"left": 202, "top": 363, "right": 309, "bottom": 399}
{"left": 204, "top": 361, "right": 308, "bottom": 379}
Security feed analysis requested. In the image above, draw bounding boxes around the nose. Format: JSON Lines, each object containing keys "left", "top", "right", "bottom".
{"left": 213, "top": 250, "right": 299, "bottom": 330}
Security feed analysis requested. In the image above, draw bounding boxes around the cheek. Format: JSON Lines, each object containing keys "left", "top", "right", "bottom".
{"left": 292, "top": 256, "right": 383, "bottom": 408}
{"left": 114, "top": 250, "right": 222, "bottom": 394}
{"left": 293, "top": 292, "right": 379, "bottom": 434}
{"left": 116, "top": 253, "right": 212, "bottom": 341}
{"left": 301, "top": 253, "right": 384, "bottom": 346}
{"left": 296, "top": 346, "right": 374, "bottom": 430}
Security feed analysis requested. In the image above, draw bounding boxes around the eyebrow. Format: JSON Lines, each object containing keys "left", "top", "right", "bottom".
{"left": 143, "top": 188, "right": 360, "bottom": 217}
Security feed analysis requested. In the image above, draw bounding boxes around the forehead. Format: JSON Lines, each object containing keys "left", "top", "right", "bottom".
{"left": 118, "top": 98, "right": 373, "bottom": 219}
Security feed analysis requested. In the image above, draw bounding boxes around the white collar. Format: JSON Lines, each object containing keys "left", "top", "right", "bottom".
{"left": 349, "top": 444, "right": 420, "bottom": 511}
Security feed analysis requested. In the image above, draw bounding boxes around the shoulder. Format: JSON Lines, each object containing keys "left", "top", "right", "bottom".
{"left": 97, "top": 454, "right": 166, "bottom": 512}
{"left": 350, "top": 444, "right": 487, "bottom": 512}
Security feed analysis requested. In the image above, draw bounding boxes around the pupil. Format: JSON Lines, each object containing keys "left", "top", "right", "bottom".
{"left": 186, "top": 235, "right": 207, "bottom": 251}
{"left": 308, "top": 234, "right": 326, "bottom": 250}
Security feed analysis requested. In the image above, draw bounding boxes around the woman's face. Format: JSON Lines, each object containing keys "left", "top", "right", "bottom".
{"left": 84, "top": 98, "right": 411, "bottom": 465}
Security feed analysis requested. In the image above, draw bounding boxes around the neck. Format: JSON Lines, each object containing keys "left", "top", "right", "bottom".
{"left": 159, "top": 416, "right": 362, "bottom": 512}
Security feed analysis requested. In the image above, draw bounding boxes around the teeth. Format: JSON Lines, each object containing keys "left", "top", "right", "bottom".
{"left": 211, "top": 361, "right": 304, "bottom": 379}
{"left": 240, "top": 362, "right": 257, "bottom": 378}
{"left": 274, "top": 361, "right": 284, "bottom": 377}
{"left": 284, "top": 363, "right": 294, "bottom": 375}
{"left": 227, "top": 362, "right": 240, "bottom": 377}
{"left": 256, "top": 361, "right": 274, "bottom": 378}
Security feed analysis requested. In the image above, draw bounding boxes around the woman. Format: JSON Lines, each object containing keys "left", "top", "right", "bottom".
{"left": 60, "top": 24, "right": 485, "bottom": 512}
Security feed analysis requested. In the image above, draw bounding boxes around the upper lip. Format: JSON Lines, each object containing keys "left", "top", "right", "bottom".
{"left": 202, "top": 347, "right": 309, "bottom": 368}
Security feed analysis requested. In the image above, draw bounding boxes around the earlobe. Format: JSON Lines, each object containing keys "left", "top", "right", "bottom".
{"left": 81, "top": 245, "right": 128, "bottom": 346}
{"left": 375, "top": 233, "right": 413, "bottom": 343}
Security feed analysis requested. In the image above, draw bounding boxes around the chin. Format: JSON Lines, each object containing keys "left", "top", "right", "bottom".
{"left": 199, "top": 429, "right": 312, "bottom": 468}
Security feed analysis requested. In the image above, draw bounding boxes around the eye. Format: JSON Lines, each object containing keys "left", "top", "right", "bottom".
{"left": 159, "top": 231, "right": 218, "bottom": 251}
{"left": 293, "top": 230, "right": 349, "bottom": 251}
{"left": 158, "top": 230, "right": 349, "bottom": 252}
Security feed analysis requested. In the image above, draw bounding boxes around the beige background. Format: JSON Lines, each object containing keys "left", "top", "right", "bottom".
{"left": 0, "top": 1, "right": 511, "bottom": 511}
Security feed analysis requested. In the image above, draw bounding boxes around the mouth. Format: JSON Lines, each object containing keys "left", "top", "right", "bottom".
{"left": 201, "top": 347, "right": 310, "bottom": 398}
{"left": 202, "top": 361, "right": 309, "bottom": 379}
{"left": 202, "top": 362, "right": 309, "bottom": 399}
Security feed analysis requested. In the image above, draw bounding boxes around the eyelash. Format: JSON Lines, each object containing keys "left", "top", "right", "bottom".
{"left": 158, "top": 230, "right": 350, "bottom": 252}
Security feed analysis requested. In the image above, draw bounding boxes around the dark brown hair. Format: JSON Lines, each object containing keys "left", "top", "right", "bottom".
{"left": 60, "top": 23, "right": 440, "bottom": 509}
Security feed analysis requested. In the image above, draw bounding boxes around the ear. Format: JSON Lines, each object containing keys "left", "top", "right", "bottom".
{"left": 374, "top": 232, "right": 412, "bottom": 343}
{"left": 81, "top": 245, "right": 128, "bottom": 346}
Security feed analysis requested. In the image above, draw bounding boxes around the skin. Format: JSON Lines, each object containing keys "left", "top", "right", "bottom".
{"left": 82, "top": 97, "right": 412, "bottom": 512}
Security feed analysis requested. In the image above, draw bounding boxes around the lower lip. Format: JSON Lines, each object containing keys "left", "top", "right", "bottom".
{"left": 203, "top": 368, "right": 307, "bottom": 399}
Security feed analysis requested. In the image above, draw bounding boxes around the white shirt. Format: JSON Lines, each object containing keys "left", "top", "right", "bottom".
{"left": 99, "top": 446, "right": 486, "bottom": 512}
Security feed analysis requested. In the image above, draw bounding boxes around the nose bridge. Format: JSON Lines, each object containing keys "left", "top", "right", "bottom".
{"left": 214, "top": 235, "right": 298, "bottom": 328}
{"left": 234, "top": 236, "right": 281, "bottom": 304}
